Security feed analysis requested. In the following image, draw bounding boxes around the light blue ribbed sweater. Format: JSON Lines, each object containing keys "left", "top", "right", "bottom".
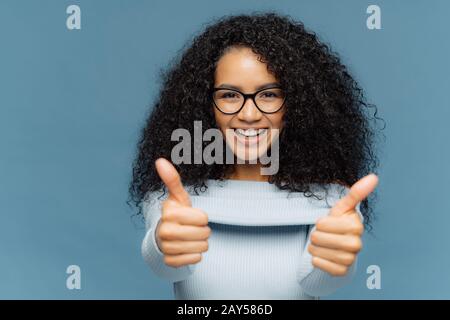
{"left": 141, "top": 179, "right": 362, "bottom": 299}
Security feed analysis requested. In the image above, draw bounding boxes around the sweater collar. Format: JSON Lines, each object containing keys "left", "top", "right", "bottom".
{"left": 186, "top": 179, "right": 361, "bottom": 226}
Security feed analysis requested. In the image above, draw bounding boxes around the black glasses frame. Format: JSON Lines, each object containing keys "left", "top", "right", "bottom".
{"left": 212, "top": 87, "right": 286, "bottom": 115}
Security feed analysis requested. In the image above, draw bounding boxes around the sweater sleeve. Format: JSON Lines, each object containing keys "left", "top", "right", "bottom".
{"left": 297, "top": 197, "right": 363, "bottom": 297}
{"left": 141, "top": 193, "right": 197, "bottom": 282}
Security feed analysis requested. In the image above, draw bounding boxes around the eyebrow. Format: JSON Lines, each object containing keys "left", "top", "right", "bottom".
{"left": 215, "top": 82, "right": 281, "bottom": 91}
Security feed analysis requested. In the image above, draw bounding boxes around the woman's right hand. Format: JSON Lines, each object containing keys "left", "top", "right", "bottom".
{"left": 154, "top": 158, "right": 211, "bottom": 268}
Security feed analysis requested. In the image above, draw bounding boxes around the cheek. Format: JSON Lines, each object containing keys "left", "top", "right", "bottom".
{"left": 269, "top": 112, "right": 285, "bottom": 130}
{"left": 213, "top": 109, "right": 229, "bottom": 131}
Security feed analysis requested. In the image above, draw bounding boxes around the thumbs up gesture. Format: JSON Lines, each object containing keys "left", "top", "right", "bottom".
{"left": 154, "top": 158, "right": 211, "bottom": 268}
{"left": 308, "top": 174, "right": 379, "bottom": 276}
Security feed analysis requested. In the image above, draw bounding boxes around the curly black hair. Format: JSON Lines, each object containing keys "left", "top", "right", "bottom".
{"left": 127, "top": 11, "right": 385, "bottom": 229}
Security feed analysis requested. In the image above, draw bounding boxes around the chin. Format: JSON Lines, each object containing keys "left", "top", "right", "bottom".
{"left": 233, "top": 149, "right": 268, "bottom": 163}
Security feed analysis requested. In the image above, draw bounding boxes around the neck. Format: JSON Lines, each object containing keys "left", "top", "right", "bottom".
{"left": 228, "top": 163, "right": 269, "bottom": 182}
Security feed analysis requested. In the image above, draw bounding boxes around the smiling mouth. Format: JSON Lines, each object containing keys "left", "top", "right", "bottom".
{"left": 233, "top": 128, "right": 268, "bottom": 137}
{"left": 229, "top": 128, "right": 270, "bottom": 147}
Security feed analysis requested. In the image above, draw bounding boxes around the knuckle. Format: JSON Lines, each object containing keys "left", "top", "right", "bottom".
{"left": 350, "top": 221, "right": 364, "bottom": 235}
{"left": 334, "top": 266, "right": 348, "bottom": 276}
{"left": 315, "top": 218, "right": 326, "bottom": 230}
{"left": 163, "top": 255, "right": 170, "bottom": 266}
{"left": 161, "top": 203, "right": 176, "bottom": 221}
{"left": 161, "top": 210, "right": 174, "bottom": 222}
{"left": 356, "top": 225, "right": 364, "bottom": 235}
{"left": 310, "top": 231, "right": 319, "bottom": 244}
{"left": 204, "top": 226, "right": 212, "bottom": 238}
{"left": 202, "top": 241, "right": 209, "bottom": 252}
{"left": 191, "top": 208, "right": 208, "bottom": 225}
{"left": 311, "top": 256, "right": 320, "bottom": 268}
{"left": 158, "top": 223, "right": 172, "bottom": 240}
{"left": 327, "top": 265, "right": 348, "bottom": 276}
{"left": 342, "top": 253, "right": 356, "bottom": 266}
{"left": 159, "top": 241, "right": 169, "bottom": 253}
{"left": 198, "top": 210, "right": 209, "bottom": 225}
{"left": 348, "top": 237, "right": 362, "bottom": 252}
{"left": 160, "top": 214, "right": 169, "bottom": 222}
{"left": 163, "top": 255, "right": 178, "bottom": 268}
{"left": 192, "top": 253, "right": 202, "bottom": 264}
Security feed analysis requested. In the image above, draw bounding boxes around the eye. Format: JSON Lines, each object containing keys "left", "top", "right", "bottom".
{"left": 261, "top": 92, "right": 276, "bottom": 98}
{"left": 222, "top": 92, "right": 238, "bottom": 99}
{"left": 215, "top": 90, "right": 241, "bottom": 100}
{"left": 258, "top": 90, "right": 283, "bottom": 99}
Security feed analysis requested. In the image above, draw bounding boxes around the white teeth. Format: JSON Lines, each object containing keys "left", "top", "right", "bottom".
{"left": 234, "top": 128, "right": 267, "bottom": 137}
{"left": 257, "top": 128, "right": 267, "bottom": 134}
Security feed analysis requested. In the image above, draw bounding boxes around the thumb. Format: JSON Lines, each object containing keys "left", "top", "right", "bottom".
{"left": 155, "top": 157, "right": 191, "bottom": 207}
{"left": 329, "top": 174, "right": 379, "bottom": 216}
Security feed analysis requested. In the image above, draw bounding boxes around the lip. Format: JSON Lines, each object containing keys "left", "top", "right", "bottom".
{"left": 231, "top": 127, "right": 268, "bottom": 130}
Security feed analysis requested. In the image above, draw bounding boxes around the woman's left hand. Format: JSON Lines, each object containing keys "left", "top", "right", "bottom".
{"left": 308, "top": 174, "right": 379, "bottom": 276}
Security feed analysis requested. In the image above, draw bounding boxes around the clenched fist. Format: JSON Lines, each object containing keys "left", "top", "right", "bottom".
{"left": 308, "top": 174, "right": 379, "bottom": 276}
{"left": 154, "top": 158, "right": 211, "bottom": 268}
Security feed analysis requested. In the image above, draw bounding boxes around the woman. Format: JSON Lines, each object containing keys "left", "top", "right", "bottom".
{"left": 128, "top": 12, "right": 382, "bottom": 299}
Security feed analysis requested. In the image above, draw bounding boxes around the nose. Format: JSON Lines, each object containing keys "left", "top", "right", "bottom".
{"left": 237, "top": 97, "right": 263, "bottom": 122}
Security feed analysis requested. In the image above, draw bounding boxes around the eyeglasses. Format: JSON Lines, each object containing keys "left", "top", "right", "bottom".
{"left": 212, "top": 87, "right": 286, "bottom": 114}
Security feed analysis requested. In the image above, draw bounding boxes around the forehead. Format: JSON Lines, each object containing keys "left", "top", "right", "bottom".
{"left": 214, "top": 46, "right": 278, "bottom": 90}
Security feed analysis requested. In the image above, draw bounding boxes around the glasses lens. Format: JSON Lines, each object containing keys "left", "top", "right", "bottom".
{"left": 213, "top": 89, "right": 244, "bottom": 113}
{"left": 255, "top": 88, "right": 285, "bottom": 113}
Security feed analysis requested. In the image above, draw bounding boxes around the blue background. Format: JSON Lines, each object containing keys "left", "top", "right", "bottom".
{"left": 1, "top": 0, "right": 449, "bottom": 299}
